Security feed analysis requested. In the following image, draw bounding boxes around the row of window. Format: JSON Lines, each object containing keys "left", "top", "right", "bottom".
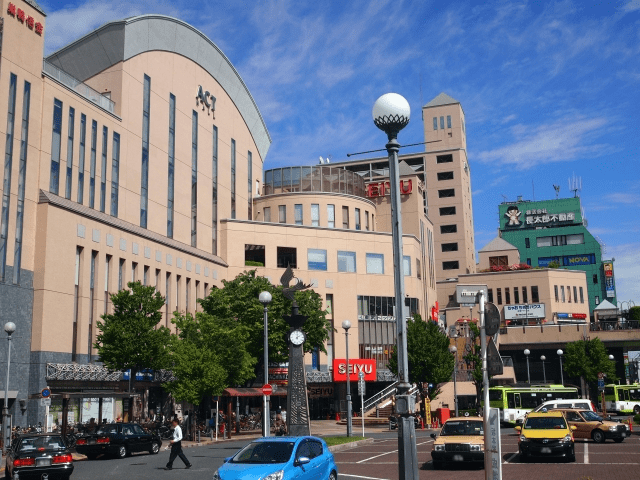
{"left": 433, "top": 115, "right": 452, "bottom": 130}
{"left": 487, "top": 286, "right": 540, "bottom": 305}
{"left": 263, "top": 204, "right": 374, "bottom": 231}
{"left": 554, "top": 285, "right": 585, "bottom": 304}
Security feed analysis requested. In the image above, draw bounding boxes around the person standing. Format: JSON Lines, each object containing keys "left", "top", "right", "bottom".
{"left": 165, "top": 418, "right": 192, "bottom": 470}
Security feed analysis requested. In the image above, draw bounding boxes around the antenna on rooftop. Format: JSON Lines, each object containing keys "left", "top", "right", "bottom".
{"left": 501, "top": 194, "right": 508, "bottom": 203}
{"left": 568, "top": 173, "right": 582, "bottom": 198}
{"left": 553, "top": 184, "right": 560, "bottom": 199}
{"left": 318, "top": 156, "right": 325, "bottom": 164}
{"left": 326, "top": 155, "right": 332, "bottom": 164}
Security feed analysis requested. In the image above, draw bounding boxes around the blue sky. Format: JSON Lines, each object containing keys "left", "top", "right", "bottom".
{"left": 40, "top": 0, "right": 640, "bottom": 304}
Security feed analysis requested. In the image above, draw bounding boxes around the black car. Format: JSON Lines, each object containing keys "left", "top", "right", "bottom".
{"left": 5, "top": 433, "right": 74, "bottom": 479}
{"left": 74, "top": 422, "right": 162, "bottom": 459}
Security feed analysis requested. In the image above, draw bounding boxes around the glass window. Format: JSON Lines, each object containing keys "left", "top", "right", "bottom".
{"left": 403, "top": 256, "right": 411, "bottom": 276}
{"left": 442, "top": 261, "right": 459, "bottom": 270}
{"left": 245, "top": 244, "right": 265, "bottom": 266}
{"left": 554, "top": 285, "right": 559, "bottom": 302}
{"left": 355, "top": 208, "right": 361, "bottom": 230}
{"left": 514, "top": 287, "right": 520, "bottom": 304}
{"left": 579, "top": 287, "right": 584, "bottom": 303}
{"left": 525, "top": 238, "right": 530, "bottom": 248}
{"left": 593, "top": 274, "right": 598, "bottom": 284}
{"left": 438, "top": 188, "right": 455, "bottom": 198}
{"left": 140, "top": 75, "right": 150, "bottom": 228}
{"left": 110, "top": 132, "right": 120, "bottom": 217}
{"left": 433, "top": 117, "right": 438, "bottom": 130}
{"left": 567, "top": 286, "right": 572, "bottom": 303}
{"left": 89, "top": 120, "right": 97, "bottom": 208}
{"left": 537, "top": 236, "right": 552, "bottom": 247}
{"left": 440, "top": 116, "right": 444, "bottom": 129}
{"left": 567, "top": 234, "right": 584, "bottom": 245}
{"left": 595, "top": 296, "right": 600, "bottom": 305}
{"left": 167, "top": 94, "right": 176, "bottom": 238}
{"left": 100, "top": 126, "right": 108, "bottom": 213}
{"left": 211, "top": 124, "right": 218, "bottom": 252}
{"left": 436, "top": 154, "right": 453, "bottom": 163}
{"left": 522, "top": 286, "right": 528, "bottom": 303}
{"left": 365, "top": 211, "right": 370, "bottom": 231}
{"left": 560, "top": 286, "right": 565, "bottom": 302}
{"left": 263, "top": 206, "right": 271, "bottom": 222}
{"left": 311, "top": 204, "right": 319, "bottom": 227}
{"left": 294, "top": 204, "right": 303, "bottom": 225}
{"left": 439, "top": 206, "right": 456, "bottom": 216}
{"left": 505, "top": 288, "right": 511, "bottom": 304}
{"left": 49, "top": 98, "right": 62, "bottom": 194}
{"left": 248, "top": 151, "right": 252, "bottom": 218}
{"left": 279, "top": 205, "right": 286, "bottom": 223}
{"left": 437, "top": 171, "right": 454, "bottom": 181}
{"left": 531, "top": 286, "right": 539, "bottom": 303}
{"left": 77, "top": 114, "right": 86, "bottom": 204}
{"left": 441, "top": 243, "right": 458, "bottom": 252}
{"left": 327, "top": 205, "right": 335, "bottom": 228}
{"left": 366, "top": 253, "right": 384, "bottom": 274}
{"left": 277, "top": 247, "right": 297, "bottom": 268}
{"left": 526, "top": 258, "right": 531, "bottom": 265}
{"left": 447, "top": 115, "right": 452, "bottom": 128}
{"left": 65, "top": 107, "right": 75, "bottom": 199}
{"left": 440, "top": 224, "right": 457, "bottom": 234}
{"left": 192, "top": 111, "right": 199, "bottom": 246}
{"left": 308, "top": 249, "right": 327, "bottom": 271}
{"left": 342, "top": 206, "right": 349, "bottom": 229}
{"left": 231, "top": 138, "right": 236, "bottom": 219}
{"left": 337, "top": 251, "right": 356, "bottom": 273}
{"left": 497, "top": 288, "right": 502, "bottom": 305}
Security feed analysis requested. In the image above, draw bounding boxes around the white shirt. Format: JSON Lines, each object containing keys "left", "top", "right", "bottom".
{"left": 172, "top": 425, "right": 183, "bottom": 442}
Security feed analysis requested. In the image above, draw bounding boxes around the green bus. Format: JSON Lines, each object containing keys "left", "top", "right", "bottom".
{"left": 487, "top": 384, "right": 579, "bottom": 424}
{"left": 604, "top": 384, "right": 640, "bottom": 414}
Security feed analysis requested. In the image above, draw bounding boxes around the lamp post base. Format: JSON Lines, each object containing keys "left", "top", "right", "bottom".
{"left": 397, "top": 415, "right": 419, "bottom": 480}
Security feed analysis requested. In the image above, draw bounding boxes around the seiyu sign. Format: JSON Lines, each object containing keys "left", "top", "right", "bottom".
{"left": 333, "top": 359, "right": 376, "bottom": 382}
{"left": 504, "top": 303, "right": 546, "bottom": 320}
{"left": 455, "top": 285, "right": 488, "bottom": 305}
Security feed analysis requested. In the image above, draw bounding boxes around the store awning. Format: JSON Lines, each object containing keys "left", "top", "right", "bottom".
{"left": 223, "top": 387, "right": 287, "bottom": 397}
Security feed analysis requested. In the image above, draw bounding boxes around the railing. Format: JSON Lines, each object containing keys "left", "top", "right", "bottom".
{"left": 43, "top": 61, "right": 116, "bottom": 114}
{"left": 363, "top": 381, "right": 398, "bottom": 414}
{"left": 263, "top": 166, "right": 367, "bottom": 198}
{"left": 591, "top": 320, "right": 640, "bottom": 331}
{"left": 46, "top": 363, "right": 175, "bottom": 382}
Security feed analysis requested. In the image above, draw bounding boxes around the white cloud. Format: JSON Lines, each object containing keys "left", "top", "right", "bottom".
{"left": 622, "top": 1, "right": 640, "bottom": 13}
{"left": 604, "top": 193, "right": 640, "bottom": 204}
{"left": 607, "top": 243, "right": 640, "bottom": 303}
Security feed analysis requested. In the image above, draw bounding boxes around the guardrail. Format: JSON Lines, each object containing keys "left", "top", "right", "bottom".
{"left": 363, "top": 381, "right": 398, "bottom": 413}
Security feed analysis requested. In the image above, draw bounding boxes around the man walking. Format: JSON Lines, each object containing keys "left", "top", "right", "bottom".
{"left": 165, "top": 418, "right": 192, "bottom": 470}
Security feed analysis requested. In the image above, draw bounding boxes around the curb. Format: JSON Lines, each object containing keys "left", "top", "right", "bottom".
{"left": 328, "top": 437, "right": 374, "bottom": 452}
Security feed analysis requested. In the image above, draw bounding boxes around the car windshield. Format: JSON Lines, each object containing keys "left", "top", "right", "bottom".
{"left": 19, "top": 436, "right": 66, "bottom": 452}
{"left": 524, "top": 417, "right": 567, "bottom": 429}
{"left": 581, "top": 411, "right": 603, "bottom": 422}
{"left": 231, "top": 441, "right": 295, "bottom": 464}
{"left": 441, "top": 421, "right": 484, "bottom": 436}
{"left": 96, "top": 425, "right": 118, "bottom": 435}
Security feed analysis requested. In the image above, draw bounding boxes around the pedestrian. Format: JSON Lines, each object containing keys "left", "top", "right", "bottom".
{"left": 165, "top": 418, "right": 192, "bottom": 470}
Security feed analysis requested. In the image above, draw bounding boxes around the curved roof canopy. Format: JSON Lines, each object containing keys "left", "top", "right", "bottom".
{"left": 46, "top": 15, "right": 271, "bottom": 159}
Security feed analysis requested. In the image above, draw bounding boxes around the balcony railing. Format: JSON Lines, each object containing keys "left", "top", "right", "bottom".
{"left": 43, "top": 61, "right": 116, "bottom": 114}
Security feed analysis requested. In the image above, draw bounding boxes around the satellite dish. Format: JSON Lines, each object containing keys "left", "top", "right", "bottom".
{"left": 319, "top": 156, "right": 325, "bottom": 164}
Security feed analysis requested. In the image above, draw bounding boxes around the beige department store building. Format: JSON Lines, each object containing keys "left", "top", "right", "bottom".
{"left": 0, "top": 3, "right": 446, "bottom": 424}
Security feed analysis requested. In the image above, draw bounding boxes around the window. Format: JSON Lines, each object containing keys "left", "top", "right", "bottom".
{"left": 567, "top": 234, "right": 584, "bottom": 245}
{"left": 49, "top": 98, "right": 62, "bottom": 194}
{"left": 294, "top": 204, "right": 303, "bottom": 225}
{"left": 140, "top": 75, "right": 150, "bottom": 228}
{"left": 489, "top": 256, "right": 508, "bottom": 267}
{"left": 442, "top": 242, "right": 458, "bottom": 252}
{"left": 308, "top": 249, "right": 327, "bottom": 271}
{"left": 186, "top": 278, "right": 191, "bottom": 311}
{"left": 440, "top": 224, "right": 457, "bottom": 234}
{"left": 496, "top": 288, "right": 502, "bottom": 305}
{"left": 568, "top": 286, "right": 572, "bottom": 303}
{"left": 554, "top": 285, "right": 559, "bottom": 302}
{"left": 487, "top": 288, "right": 493, "bottom": 303}
{"left": 211, "top": 124, "right": 218, "bottom": 252}
{"left": 355, "top": 208, "right": 361, "bottom": 230}
{"left": 436, "top": 154, "right": 453, "bottom": 163}
{"left": 190, "top": 112, "right": 198, "bottom": 245}
{"left": 595, "top": 296, "right": 600, "bottom": 305}
{"left": 365, "top": 211, "right": 369, "bottom": 231}
{"left": 311, "top": 204, "right": 319, "bottom": 227}
{"left": 327, "top": 205, "right": 335, "bottom": 228}
{"left": 514, "top": 287, "right": 520, "bottom": 304}
{"left": 342, "top": 206, "right": 349, "bottom": 229}
{"left": 248, "top": 151, "right": 252, "bottom": 219}
{"left": 100, "top": 126, "right": 108, "bottom": 212}
{"left": 439, "top": 206, "right": 456, "bottom": 216}
{"left": 89, "top": 120, "right": 97, "bottom": 208}
{"left": 579, "top": 287, "right": 584, "bottom": 303}
{"left": 65, "top": 107, "right": 75, "bottom": 199}
{"left": 522, "top": 286, "right": 528, "bottom": 303}
{"left": 245, "top": 244, "right": 265, "bottom": 266}
{"left": 505, "top": 288, "right": 511, "bottom": 304}
{"left": 110, "top": 132, "right": 120, "bottom": 217}
{"left": 279, "top": 205, "right": 286, "bottom": 223}
{"left": 525, "top": 238, "right": 530, "bottom": 248}
{"left": 526, "top": 258, "right": 531, "bottom": 265}
{"left": 165, "top": 272, "right": 171, "bottom": 326}
{"left": 440, "top": 116, "right": 444, "bottom": 129}
{"left": 230, "top": 139, "right": 236, "bottom": 219}
{"left": 277, "top": 247, "right": 297, "bottom": 268}
{"left": 593, "top": 274, "right": 598, "bottom": 284}
{"left": 105, "top": 255, "right": 112, "bottom": 314}
{"left": 72, "top": 247, "right": 82, "bottom": 361}
{"left": 131, "top": 262, "right": 137, "bottom": 282}
{"left": 433, "top": 117, "right": 438, "bottom": 130}
{"left": 77, "top": 114, "right": 86, "bottom": 204}
{"left": 1, "top": 74, "right": 17, "bottom": 277}
{"left": 366, "top": 253, "right": 384, "bottom": 274}
{"left": 447, "top": 115, "right": 452, "bottom": 128}
{"left": 118, "top": 259, "right": 125, "bottom": 291}
{"left": 531, "top": 286, "right": 539, "bottom": 303}
{"left": 437, "top": 171, "right": 454, "bottom": 181}
{"left": 144, "top": 266, "right": 149, "bottom": 286}
{"left": 560, "top": 286, "right": 565, "bottom": 302}
{"left": 337, "top": 251, "right": 356, "bottom": 273}
{"left": 442, "top": 261, "right": 459, "bottom": 270}
{"left": 438, "top": 188, "right": 455, "bottom": 198}
{"left": 263, "top": 206, "right": 271, "bottom": 222}
{"left": 167, "top": 94, "right": 176, "bottom": 238}
{"left": 403, "top": 255, "right": 411, "bottom": 276}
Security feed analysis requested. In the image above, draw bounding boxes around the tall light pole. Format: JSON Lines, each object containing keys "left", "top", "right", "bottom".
{"left": 259, "top": 291, "right": 272, "bottom": 437}
{"left": 524, "top": 349, "right": 531, "bottom": 384}
{"left": 541, "top": 355, "right": 547, "bottom": 384}
{"left": 3, "top": 321, "right": 16, "bottom": 456}
{"left": 450, "top": 346, "right": 458, "bottom": 417}
{"left": 557, "top": 349, "right": 564, "bottom": 385}
{"left": 342, "top": 320, "right": 352, "bottom": 437}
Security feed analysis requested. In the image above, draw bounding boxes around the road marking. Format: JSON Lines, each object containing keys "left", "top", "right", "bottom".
{"left": 340, "top": 474, "right": 391, "bottom": 480}
{"left": 504, "top": 452, "right": 519, "bottom": 463}
{"left": 355, "top": 440, "right": 432, "bottom": 463}
{"left": 584, "top": 441, "right": 589, "bottom": 464}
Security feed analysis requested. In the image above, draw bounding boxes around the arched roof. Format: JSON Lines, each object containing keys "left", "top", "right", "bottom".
{"left": 46, "top": 14, "right": 271, "bottom": 159}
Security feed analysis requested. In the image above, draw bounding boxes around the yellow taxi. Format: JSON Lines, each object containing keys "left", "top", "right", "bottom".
{"left": 430, "top": 416, "right": 484, "bottom": 469}
{"left": 515, "top": 410, "right": 576, "bottom": 462}
{"left": 557, "top": 408, "right": 630, "bottom": 443}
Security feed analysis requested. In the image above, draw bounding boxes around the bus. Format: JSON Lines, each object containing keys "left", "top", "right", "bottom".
{"left": 487, "top": 384, "right": 580, "bottom": 424}
{"left": 604, "top": 384, "right": 640, "bottom": 414}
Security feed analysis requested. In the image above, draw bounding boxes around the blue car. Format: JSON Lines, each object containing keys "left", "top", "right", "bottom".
{"left": 212, "top": 436, "right": 338, "bottom": 480}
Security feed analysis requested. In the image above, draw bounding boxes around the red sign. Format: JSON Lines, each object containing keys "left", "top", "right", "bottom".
{"left": 333, "top": 359, "right": 376, "bottom": 382}
{"left": 571, "top": 313, "right": 587, "bottom": 320}
{"left": 261, "top": 384, "right": 273, "bottom": 396}
{"left": 268, "top": 366, "right": 288, "bottom": 386}
{"left": 6, "top": 3, "right": 44, "bottom": 35}
{"left": 431, "top": 307, "right": 438, "bottom": 321}
{"left": 366, "top": 179, "right": 412, "bottom": 198}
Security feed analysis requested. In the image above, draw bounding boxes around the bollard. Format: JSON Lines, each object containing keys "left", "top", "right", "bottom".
{"left": 336, "top": 413, "right": 340, "bottom": 422}
{"left": 420, "top": 418, "right": 424, "bottom": 430}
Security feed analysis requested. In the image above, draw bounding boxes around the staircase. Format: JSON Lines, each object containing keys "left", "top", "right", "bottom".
{"left": 336, "top": 383, "right": 421, "bottom": 426}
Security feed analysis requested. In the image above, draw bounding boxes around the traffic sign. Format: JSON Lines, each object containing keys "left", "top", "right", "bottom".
{"left": 487, "top": 338, "right": 504, "bottom": 376}
{"left": 261, "top": 384, "right": 273, "bottom": 396}
{"left": 598, "top": 379, "right": 605, "bottom": 390}
{"left": 484, "top": 302, "right": 501, "bottom": 336}
{"left": 358, "top": 378, "right": 366, "bottom": 396}
{"left": 41, "top": 398, "right": 51, "bottom": 406}
{"left": 41, "top": 388, "right": 51, "bottom": 398}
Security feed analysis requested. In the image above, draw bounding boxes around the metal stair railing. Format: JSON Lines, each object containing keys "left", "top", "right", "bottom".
{"left": 363, "top": 381, "right": 399, "bottom": 414}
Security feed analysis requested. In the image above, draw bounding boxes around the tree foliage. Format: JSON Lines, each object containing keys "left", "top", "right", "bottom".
{"left": 462, "top": 322, "right": 484, "bottom": 406}
{"left": 564, "top": 338, "right": 617, "bottom": 385}
{"left": 387, "top": 316, "right": 455, "bottom": 401}
{"left": 94, "top": 281, "right": 171, "bottom": 378}
{"left": 629, "top": 306, "right": 640, "bottom": 321}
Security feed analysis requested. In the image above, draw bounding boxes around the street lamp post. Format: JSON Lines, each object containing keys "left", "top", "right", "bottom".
{"left": 450, "top": 346, "right": 458, "bottom": 417}
{"left": 372, "top": 93, "right": 418, "bottom": 479}
{"left": 3, "top": 321, "right": 16, "bottom": 456}
{"left": 342, "top": 320, "right": 352, "bottom": 437}
{"left": 557, "top": 349, "right": 564, "bottom": 385}
{"left": 524, "top": 349, "right": 531, "bottom": 384}
{"left": 541, "top": 355, "right": 547, "bottom": 384}
{"left": 259, "top": 291, "right": 272, "bottom": 437}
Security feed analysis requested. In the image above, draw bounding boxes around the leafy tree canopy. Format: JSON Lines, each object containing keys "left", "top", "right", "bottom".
{"left": 563, "top": 338, "right": 616, "bottom": 384}
{"left": 629, "top": 306, "right": 640, "bottom": 322}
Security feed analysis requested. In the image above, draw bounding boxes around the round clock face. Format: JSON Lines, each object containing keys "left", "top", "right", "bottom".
{"left": 289, "top": 330, "right": 306, "bottom": 346}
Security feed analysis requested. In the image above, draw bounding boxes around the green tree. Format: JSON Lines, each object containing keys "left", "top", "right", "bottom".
{"left": 462, "top": 322, "right": 484, "bottom": 408}
{"left": 564, "top": 338, "right": 616, "bottom": 398}
{"left": 198, "top": 270, "right": 333, "bottom": 383}
{"left": 94, "top": 281, "right": 171, "bottom": 389}
{"left": 163, "top": 312, "right": 256, "bottom": 405}
{"left": 629, "top": 306, "right": 640, "bottom": 322}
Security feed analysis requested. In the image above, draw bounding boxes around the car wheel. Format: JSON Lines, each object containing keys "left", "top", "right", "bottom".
{"left": 116, "top": 445, "right": 128, "bottom": 458}
{"left": 614, "top": 438, "right": 624, "bottom": 443}
{"left": 635, "top": 405, "right": 640, "bottom": 415}
{"left": 150, "top": 441, "right": 160, "bottom": 455}
{"left": 592, "top": 429, "right": 605, "bottom": 443}
{"left": 329, "top": 471, "right": 337, "bottom": 480}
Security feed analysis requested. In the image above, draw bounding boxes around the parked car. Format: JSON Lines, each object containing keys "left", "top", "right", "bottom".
{"left": 5, "top": 433, "right": 74, "bottom": 479}
{"left": 74, "top": 422, "right": 162, "bottom": 459}
{"left": 515, "top": 398, "right": 595, "bottom": 425}
{"left": 430, "top": 416, "right": 485, "bottom": 470}
{"left": 212, "top": 436, "right": 338, "bottom": 480}
{"left": 557, "top": 408, "right": 630, "bottom": 443}
{"left": 515, "top": 411, "right": 576, "bottom": 462}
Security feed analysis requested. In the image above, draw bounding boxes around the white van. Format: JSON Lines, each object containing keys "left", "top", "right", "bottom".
{"left": 515, "top": 399, "right": 595, "bottom": 425}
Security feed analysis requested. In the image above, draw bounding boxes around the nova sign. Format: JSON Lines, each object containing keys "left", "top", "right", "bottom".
{"left": 366, "top": 179, "right": 412, "bottom": 198}
{"left": 196, "top": 86, "right": 216, "bottom": 115}
{"left": 333, "top": 359, "right": 376, "bottom": 382}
